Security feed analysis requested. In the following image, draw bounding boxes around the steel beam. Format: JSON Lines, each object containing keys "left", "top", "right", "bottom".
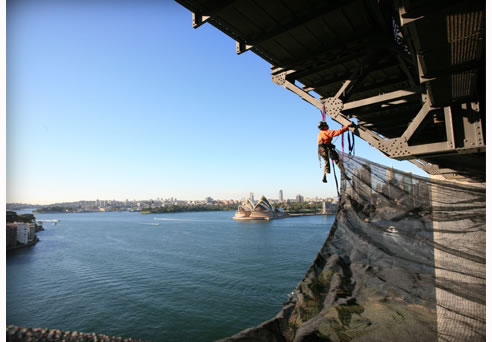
{"left": 378, "top": 139, "right": 485, "bottom": 160}
{"left": 443, "top": 107, "right": 455, "bottom": 149}
{"left": 400, "top": 100, "right": 431, "bottom": 142}
{"left": 334, "top": 80, "right": 353, "bottom": 99}
{"left": 305, "top": 77, "right": 409, "bottom": 96}
{"left": 342, "top": 89, "right": 419, "bottom": 110}
{"left": 272, "top": 71, "right": 382, "bottom": 147}
{"left": 378, "top": 101, "right": 485, "bottom": 161}
{"left": 398, "top": 6, "right": 424, "bottom": 26}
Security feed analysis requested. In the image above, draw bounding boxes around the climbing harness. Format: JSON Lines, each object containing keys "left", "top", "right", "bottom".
{"left": 317, "top": 106, "right": 354, "bottom": 195}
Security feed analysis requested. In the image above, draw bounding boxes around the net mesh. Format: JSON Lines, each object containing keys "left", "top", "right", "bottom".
{"left": 219, "top": 153, "right": 485, "bottom": 342}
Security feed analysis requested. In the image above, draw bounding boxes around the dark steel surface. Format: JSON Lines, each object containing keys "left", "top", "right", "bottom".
{"left": 176, "top": 0, "right": 485, "bottom": 181}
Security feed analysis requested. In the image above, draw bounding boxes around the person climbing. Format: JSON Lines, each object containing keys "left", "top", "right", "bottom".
{"left": 318, "top": 121, "right": 356, "bottom": 183}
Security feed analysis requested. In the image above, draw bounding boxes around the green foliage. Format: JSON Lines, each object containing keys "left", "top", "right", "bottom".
{"left": 6, "top": 211, "right": 36, "bottom": 223}
{"left": 273, "top": 202, "right": 324, "bottom": 213}
{"left": 34, "top": 206, "right": 70, "bottom": 213}
{"left": 141, "top": 204, "right": 237, "bottom": 214}
{"left": 18, "top": 214, "right": 35, "bottom": 223}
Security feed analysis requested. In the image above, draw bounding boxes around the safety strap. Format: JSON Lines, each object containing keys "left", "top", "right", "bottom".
{"left": 341, "top": 132, "right": 345, "bottom": 162}
{"left": 348, "top": 131, "right": 355, "bottom": 155}
{"left": 332, "top": 159, "right": 340, "bottom": 196}
{"left": 320, "top": 104, "right": 326, "bottom": 121}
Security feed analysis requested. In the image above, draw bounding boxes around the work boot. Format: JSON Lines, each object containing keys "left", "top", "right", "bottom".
{"left": 322, "top": 175, "right": 327, "bottom": 183}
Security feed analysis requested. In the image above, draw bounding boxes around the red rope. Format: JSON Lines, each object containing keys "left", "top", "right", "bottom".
{"left": 320, "top": 104, "right": 326, "bottom": 121}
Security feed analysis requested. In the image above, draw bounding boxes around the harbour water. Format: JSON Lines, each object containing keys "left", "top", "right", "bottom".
{"left": 7, "top": 210, "right": 334, "bottom": 342}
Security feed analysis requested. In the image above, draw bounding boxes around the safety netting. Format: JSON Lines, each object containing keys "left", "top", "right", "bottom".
{"left": 219, "top": 153, "right": 485, "bottom": 342}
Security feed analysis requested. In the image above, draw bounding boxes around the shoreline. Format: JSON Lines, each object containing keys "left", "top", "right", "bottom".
{"left": 233, "top": 212, "right": 335, "bottom": 221}
{"left": 7, "top": 237, "right": 40, "bottom": 252}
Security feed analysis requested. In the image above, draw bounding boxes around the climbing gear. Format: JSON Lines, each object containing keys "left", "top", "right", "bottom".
{"left": 332, "top": 159, "right": 340, "bottom": 196}
{"left": 348, "top": 130, "right": 355, "bottom": 155}
{"left": 320, "top": 104, "right": 326, "bottom": 121}
{"left": 341, "top": 132, "right": 345, "bottom": 162}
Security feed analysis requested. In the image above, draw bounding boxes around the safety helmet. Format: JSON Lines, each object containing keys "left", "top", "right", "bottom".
{"left": 318, "top": 121, "right": 328, "bottom": 129}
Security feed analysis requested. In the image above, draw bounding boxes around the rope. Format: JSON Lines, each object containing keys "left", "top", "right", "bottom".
{"left": 348, "top": 131, "right": 355, "bottom": 155}
{"left": 341, "top": 132, "right": 345, "bottom": 162}
{"left": 332, "top": 159, "right": 340, "bottom": 196}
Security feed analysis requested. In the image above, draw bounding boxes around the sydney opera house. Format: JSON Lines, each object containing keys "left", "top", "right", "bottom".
{"left": 233, "top": 196, "right": 288, "bottom": 221}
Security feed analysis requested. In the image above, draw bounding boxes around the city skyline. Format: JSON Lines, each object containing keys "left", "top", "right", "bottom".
{"left": 6, "top": 1, "right": 428, "bottom": 204}
{"left": 7, "top": 190, "right": 337, "bottom": 207}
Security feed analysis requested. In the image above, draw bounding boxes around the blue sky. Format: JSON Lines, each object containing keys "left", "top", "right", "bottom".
{"left": 6, "top": 0, "right": 428, "bottom": 204}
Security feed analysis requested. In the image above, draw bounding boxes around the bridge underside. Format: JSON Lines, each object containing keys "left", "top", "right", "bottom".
{"left": 176, "top": 0, "right": 485, "bottom": 182}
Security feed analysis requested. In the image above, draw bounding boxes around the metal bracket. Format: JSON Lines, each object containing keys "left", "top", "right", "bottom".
{"left": 322, "top": 97, "right": 344, "bottom": 117}
{"left": 399, "top": 6, "right": 424, "bottom": 26}
{"left": 236, "top": 41, "right": 253, "bottom": 55}
{"left": 270, "top": 70, "right": 382, "bottom": 147}
{"left": 192, "top": 12, "right": 210, "bottom": 29}
{"left": 410, "top": 159, "right": 441, "bottom": 175}
{"left": 272, "top": 72, "right": 287, "bottom": 86}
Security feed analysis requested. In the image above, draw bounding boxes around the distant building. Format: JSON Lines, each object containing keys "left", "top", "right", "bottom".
{"left": 249, "top": 192, "right": 255, "bottom": 203}
{"left": 296, "top": 194, "right": 304, "bottom": 203}
{"left": 15, "top": 222, "right": 29, "bottom": 245}
{"left": 205, "top": 197, "right": 213, "bottom": 203}
{"left": 234, "top": 196, "right": 287, "bottom": 221}
{"left": 6, "top": 223, "right": 17, "bottom": 249}
{"left": 28, "top": 223, "right": 36, "bottom": 242}
{"left": 279, "top": 190, "right": 284, "bottom": 202}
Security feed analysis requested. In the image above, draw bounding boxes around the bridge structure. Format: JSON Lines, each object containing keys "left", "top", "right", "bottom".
{"left": 175, "top": 0, "right": 485, "bottom": 182}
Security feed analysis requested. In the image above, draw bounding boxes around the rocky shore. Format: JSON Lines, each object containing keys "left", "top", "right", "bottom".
{"left": 7, "top": 237, "right": 40, "bottom": 252}
{"left": 6, "top": 326, "right": 148, "bottom": 342}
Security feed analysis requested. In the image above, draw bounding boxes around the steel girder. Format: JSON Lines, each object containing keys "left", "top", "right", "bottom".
{"left": 176, "top": 0, "right": 485, "bottom": 181}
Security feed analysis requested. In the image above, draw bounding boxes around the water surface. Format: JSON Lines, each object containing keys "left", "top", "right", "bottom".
{"left": 7, "top": 211, "right": 334, "bottom": 341}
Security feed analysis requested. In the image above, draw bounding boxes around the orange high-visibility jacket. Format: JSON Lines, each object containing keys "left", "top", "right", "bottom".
{"left": 317, "top": 125, "right": 350, "bottom": 145}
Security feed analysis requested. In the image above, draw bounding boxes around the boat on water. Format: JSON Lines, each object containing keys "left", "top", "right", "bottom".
{"left": 37, "top": 219, "right": 60, "bottom": 225}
